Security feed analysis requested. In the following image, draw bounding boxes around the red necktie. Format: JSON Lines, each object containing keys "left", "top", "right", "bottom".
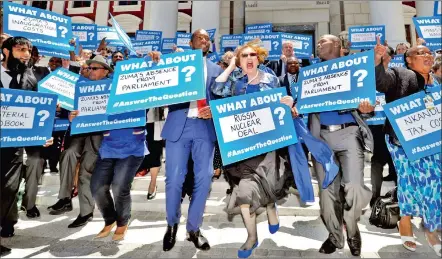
{"left": 197, "top": 99, "right": 207, "bottom": 110}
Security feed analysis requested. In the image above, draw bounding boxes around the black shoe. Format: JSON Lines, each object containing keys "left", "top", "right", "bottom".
{"left": 68, "top": 213, "right": 93, "bottom": 228}
{"left": 187, "top": 230, "right": 210, "bottom": 251}
{"left": 48, "top": 198, "right": 72, "bottom": 215}
{"left": 26, "top": 206, "right": 41, "bottom": 218}
{"left": 0, "top": 245, "right": 11, "bottom": 256}
{"left": 50, "top": 168, "right": 59, "bottom": 173}
{"left": 382, "top": 174, "right": 395, "bottom": 182}
{"left": 163, "top": 224, "right": 178, "bottom": 251}
{"left": 147, "top": 186, "right": 157, "bottom": 200}
{"left": 319, "top": 236, "right": 337, "bottom": 254}
{"left": 0, "top": 227, "right": 14, "bottom": 238}
{"left": 347, "top": 231, "right": 362, "bottom": 256}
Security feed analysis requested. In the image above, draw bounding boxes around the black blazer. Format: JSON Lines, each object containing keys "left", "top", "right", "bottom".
{"left": 278, "top": 73, "right": 299, "bottom": 97}
{"left": 0, "top": 67, "right": 38, "bottom": 91}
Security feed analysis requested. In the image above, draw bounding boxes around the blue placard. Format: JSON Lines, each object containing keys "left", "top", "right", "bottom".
{"left": 210, "top": 87, "right": 298, "bottom": 165}
{"left": 132, "top": 40, "right": 162, "bottom": 55}
{"left": 162, "top": 38, "right": 175, "bottom": 54}
{"left": 207, "top": 29, "right": 216, "bottom": 41}
{"left": 72, "top": 80, "right": 146, "bottom": 135}
{"left": 3, "top": 2, "right": 72, "bottom": 53}
{"left": 243, "top": 33, "right": 282, "bottom": 60}
{"left": 245, "top": 23, "right": 273, "bottom": 34}
{"left": 348, "top": 25, "right": 386, "bottom": 50}
{"left": 383, "top": 86, "right": 441, "bottom": 161}
{"left": 176, "top": 32, "right": 192, "bottom": 50}
{"left": 38, "top": 68, "right": 80, "bottom": 111}
{"left": 281, "top": 33, "right": 313, "bottom": 58}
{"left": 106, "top": 50, "right": 206, "bottom": 114}
{"left": 388, "top": 58, "right": 405, "bottom": 68}
{"left": 53, "top": 118, "right": 70, "bottom": 132}
{"left": 366, "top": 92, "right": 386, "bottom": 126}
{"left": 97, "top": 26, "right": 121, "bottom": 45}
{"left": 310, "top": 58, "right": 321, "bottom": 64}
{"left": 72, "top": 23, "right": 97, "bottom": 49}
{"left": 110, "top": 14, "right": 137, "bottom": 55}
{"left": 135, "top": 30, "right": 162, "bottom": 41}
{"left": 413, "top": 16, "right": 441, "bottom": 51}
{"left": 435, "top": 1, "right": 441, "bottom": 16}
{"left": 1, "top": 89, "right": 57, "bottom": 147}
{"left": 207, "top": 52, "right": 220, "bottom": 63}
{"left": 220, "top": 34, "right": 243, "bottom": 53}
{"left": 37, "top": 46, "right": 70, "bottom": 59}
{"left": 296, "top": 50, "right": 376, "bottom": 114}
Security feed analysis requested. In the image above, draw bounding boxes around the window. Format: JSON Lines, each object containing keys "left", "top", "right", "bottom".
{"left": 73, "top": 1, "right": 91, "bottom": 8}
{"left": 118, "top": 1, "right": 138, "bottom": 5}
{"left": 31, "top": 1, "right": 48, "bottom": 10}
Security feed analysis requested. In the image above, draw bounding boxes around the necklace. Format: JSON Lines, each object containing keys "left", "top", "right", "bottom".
{"left": 246, "top": 71, "right": 259, "bottom": 85}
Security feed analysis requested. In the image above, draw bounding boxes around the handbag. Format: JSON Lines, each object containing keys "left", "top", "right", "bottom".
{"left": 369, "top": 187, "right": 400, "bottom": 229}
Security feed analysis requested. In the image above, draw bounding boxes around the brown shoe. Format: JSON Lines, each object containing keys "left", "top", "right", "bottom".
{"left": 112, "top": 225, "right": 129, "bottom": 241}
{"left": 95, "top": 222, "right": 116, "bottom": 239}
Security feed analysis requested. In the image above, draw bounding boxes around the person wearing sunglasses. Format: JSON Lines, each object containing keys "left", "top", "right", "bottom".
{"left": 375, "top": 38, "right": 441, "bottom": 257}
{"left": 47, "top": 55, "right": 112, "bottom": 229}
{"left": 213, "top": 39, "right": 293, "bottom": 258}
{"left": 110, "top": 51, "right": 125, "bottom": 70}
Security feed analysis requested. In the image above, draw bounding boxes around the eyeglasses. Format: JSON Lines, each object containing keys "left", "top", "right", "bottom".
{"left": 413, "top": 52, "right": 433, "bottom": 57}
{"left": 87, "top": 67, "right": 105, "bottom": 71}
{"left": 113, "top": 55, "right": 124, "bottom": 59}
{"left": 241, "top": 53, "right": 258, "bottom": 58}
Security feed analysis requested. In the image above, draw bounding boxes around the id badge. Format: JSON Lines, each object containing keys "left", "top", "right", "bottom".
{"left": 423, "top": 95, "right": 435, "bottom": 110}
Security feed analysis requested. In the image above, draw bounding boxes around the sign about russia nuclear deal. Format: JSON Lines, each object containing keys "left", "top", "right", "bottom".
{"left": 383, "top": 86, "right": 442, "bottom": 161}
{"left": 296, "top": 50, "right": 376, "bottom": 114}
{"left": 210, "top": 87, "right": 298, "bottom": 165}
{"left": 106, "top": 50, "right": 205, "bottom": 114}
{"left": 1, "top": 89, "right": 57, "bottom": 147}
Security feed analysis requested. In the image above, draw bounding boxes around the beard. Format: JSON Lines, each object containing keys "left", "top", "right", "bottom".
{"left": 7, "top": 55, "right": 28, "bottom": 74}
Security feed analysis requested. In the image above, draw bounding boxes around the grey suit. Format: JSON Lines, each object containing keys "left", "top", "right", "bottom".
{"left": 308, "top": 111, "right": 373, "bottom": 247}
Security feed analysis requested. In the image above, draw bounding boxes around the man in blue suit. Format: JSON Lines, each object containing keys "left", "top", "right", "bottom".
{"left": 161, "top": 29, "right": 223, "bottom": 252}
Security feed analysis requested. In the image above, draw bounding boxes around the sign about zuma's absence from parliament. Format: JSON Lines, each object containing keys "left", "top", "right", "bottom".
{"left": 384, "top": 86, "right": 441, "bottom": 161}
{"left": 3, "top": 2, "right": 73, "bottom": 54}
{"left": 1, "top": 89, "right": 57, "bottom": 147}
{"left": 71, "top": 80, "right": 146, "bottom": 135}
{"left": 38, "top": 68, "right": 80, "bottom": 111}
{"left": 296, "top": 50, "right": 376, "bottom": 114}
{"left": 210, "top": 88, "right": 298, "bottom": 165}
{"left": 106, "top": 50, "right": 206, "bottom": 114}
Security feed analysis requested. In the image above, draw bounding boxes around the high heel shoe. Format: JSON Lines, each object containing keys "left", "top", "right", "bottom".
{"left": 425, "top": 232, "right": 442, "bottom": 257}
{"left": 237, "top": 241, "right": 258, "bottom": 258}
{"left": 147, "top": 186, "right": 157, "bottom": 200}
{"left": 95, "top": 222, "right": 116, "bottom": 239}
{"left": 112, "top": 225, "right": 128, "bottom": 241}
{"left": 397, "top": 222, "right": 416, "bottom": 252}
{"left": 268, "top": 203, "right": 280, "bottom": 234}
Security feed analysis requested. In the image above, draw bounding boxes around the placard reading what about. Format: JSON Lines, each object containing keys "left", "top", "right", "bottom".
{"left": 1, "top": 106, "right": 35, "bottom": 129}
{"left": 301, "top": 70, "right": 350, "bottom": 99}
{"left": 219, "top": 107, "right": 276, "bottom": 143}
{"left": 116, "top": 67, "right": 179, "bottom": 95}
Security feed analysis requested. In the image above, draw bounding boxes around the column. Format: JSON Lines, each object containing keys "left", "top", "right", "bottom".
{"left": 145, "top": 1, "right": 179, "bottom": 38}
{"left": 192, "top": 1, "right": 220, "bottom": 34}
{"left": 369, "top": 1, "right": 406, "bottom": 47}
{"left": 95, "top": 1, "right": 110, "bottom": 26}
{"left": 51, "top": 1, "right": 65, "bottom": 14}
{"left": 415, "top": 1, "right": 434, "bottom": 17}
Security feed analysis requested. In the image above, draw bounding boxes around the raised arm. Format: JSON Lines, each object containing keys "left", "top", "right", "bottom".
{"left": 212, "top": 56, "right": 237, "bottom": 97}
{"left": 374, "top": 36, "right": 396, "bottom": 93}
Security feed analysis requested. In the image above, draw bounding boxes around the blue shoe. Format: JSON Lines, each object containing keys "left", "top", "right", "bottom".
{"left": 237, "top": 241, "right": 258, "bottom": 258}
{"left": 268, "top": 223, "right": 280, "bottom": 234}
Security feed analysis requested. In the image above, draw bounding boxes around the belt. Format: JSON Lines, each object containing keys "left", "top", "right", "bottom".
{"left": 321, "top": 122, "right": 358, "bottom": 132}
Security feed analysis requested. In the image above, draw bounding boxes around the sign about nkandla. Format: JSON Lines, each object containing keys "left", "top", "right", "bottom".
{"left": 106, "top": 50, "right": 205, "bottom": 114}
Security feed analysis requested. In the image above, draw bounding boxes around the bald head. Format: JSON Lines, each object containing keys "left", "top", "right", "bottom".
{"left": 190, "top": 29, "right": 210, "bottom": 55}
{"left": 317, "top": 34, "right": 341, "bottom": 61}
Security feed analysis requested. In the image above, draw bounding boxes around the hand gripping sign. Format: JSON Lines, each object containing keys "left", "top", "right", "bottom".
{"left": 296, "top": 50, "right": 376, "bottom": 114}
{"left": 106, "top": 50, "right": 206, "bottom": 114}
{"left": 383, "top": 86, "right": 442, "bottom": 161}
{"left": 245, "top": 23, "right": 273, "bottom": 34}
{"left": 1, "top": 89, "right": 57, "bottom": 147}
{"left": 71, "top": 80, "right": 146, "bottom": 135}
{"left": 38, "top": 68, "right": 80, "bottom": 111}
{"left": 243, "top": 33, "right": 282, "bottom": 60}
{"left": 281, "top": 33, "right": 313, "bottom": 58}
{"left": 135, "top": 30, "right": 163, "bottom": 41}
{"left": 3, "top": 2, "right": 72, "bottom": 53}
{"left": 210, "top": 88, "right": 298, "bottom": 165}
{"left": 366, "top": 92, "right": 387, "bottom": 126}
{"left": 72, "top": 23, "right": 97, "bottom": 49}
{"left": 348, "top": 25, "right": 386, "bottom": 50}
{"left": 413, "top": 16, "right": 442, "bottom": 51}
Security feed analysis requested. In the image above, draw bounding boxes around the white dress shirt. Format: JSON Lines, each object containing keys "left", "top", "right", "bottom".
{"left": 1, "top": 63, "right": 21, "bottom": 88}
{"left": 187, "top": 57, "right": 207, "bottom": 118}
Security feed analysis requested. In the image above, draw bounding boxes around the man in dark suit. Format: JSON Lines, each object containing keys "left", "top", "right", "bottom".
{"left": 278, "top": 56, "right": 300, "bottom": 98}
{"left": 269, "top": 41, "right": 294, "bottom": 77}
{"left": 0, "top": 36, "right": 53, "bottom": 256}
{"left": 161, "top": 29, "right": 223, "bottom": 252}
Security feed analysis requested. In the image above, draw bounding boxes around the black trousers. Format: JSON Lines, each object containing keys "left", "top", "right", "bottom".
{"left": 1, "top": 147, "right": 24, "bottom": 233}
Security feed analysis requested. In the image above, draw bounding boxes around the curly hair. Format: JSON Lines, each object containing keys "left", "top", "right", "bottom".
{"left": 235, "top": 39, "right": 269, "bottom": 67}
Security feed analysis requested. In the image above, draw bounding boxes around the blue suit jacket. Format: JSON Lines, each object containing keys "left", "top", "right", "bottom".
{"left": 161, "top": 59, "right": 223, "bottom": 142}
